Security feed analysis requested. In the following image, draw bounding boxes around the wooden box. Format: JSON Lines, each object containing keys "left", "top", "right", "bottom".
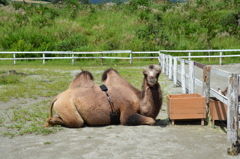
{"left": 167, "top": 94, "right": 206, "bottom": 125}
{"left": 210, "top": 97, "right": 227, "bottom": 125}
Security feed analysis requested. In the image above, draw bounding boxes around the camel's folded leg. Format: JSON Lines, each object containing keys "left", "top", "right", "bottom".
{"left": 121, "top": 112, "right": 156, "bottom": 126}
{"left": 46, "top": 116, "right": 65, "bottom": 127}
{"left": 46, "top": 112, "right": 85, "bottom": 128}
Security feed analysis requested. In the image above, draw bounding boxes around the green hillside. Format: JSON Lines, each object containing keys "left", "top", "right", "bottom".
{"left": 0, "top": 0, "right": 239, "bottom": 53}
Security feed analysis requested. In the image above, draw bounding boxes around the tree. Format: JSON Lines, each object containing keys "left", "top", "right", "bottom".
{"left": 0, "top": 0, "right": 8, "bottom": 6}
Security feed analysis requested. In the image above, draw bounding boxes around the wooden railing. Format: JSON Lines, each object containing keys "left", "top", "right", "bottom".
{"left": 158, "top": 53, "right": 239, "bottom": 155}
{"left": 0, "top": 49, "right": 240, "bottom": 65}
{"left": 0, "top": 50, "right": 159, "bottom": 65}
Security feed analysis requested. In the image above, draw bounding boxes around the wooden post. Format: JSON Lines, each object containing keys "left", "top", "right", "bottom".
{"left": 166, "top": 55, "right": 169, "bottom": 76}
{"left": 220, "top": 52, "right": 222, "bottom": 65}
{"left": 43, "top": 53, "right": 45, "bottom": 65}
{"left": 162, "top": 54, "right": 165, "bottom": 74}
{"left": 180, "top": 59, "right": 186, "bottom": 94}
{"left": 158, "top": 52, "right": 162, "bottom": 67}
{"left": 169, "top": 55, "right": 173, "bottom": 80}
{"left": 101, "top": 53, "right": 103, "bottom": 65}
{"left": 227, "top": 73, "right": 239, "bottom": 156}
{"left": 130, "top": 50, "right": 133, "bottom": 64}
{"left": 13, "top": 53, "right": 16, "bottom": 65}
{"left": 173, "top": 57, "right": 178, "bottom": 86}
{"left": 72, "top": 53, "right": 74, "bottom": 65}
{"left": 203, "top": 66, "right": 211, "bottom": 114}
{"left": 189, "top": 60, "right": 195, "bottom": 93}
{"left": 188, "top": 52, "right": 191, "bottom": 61}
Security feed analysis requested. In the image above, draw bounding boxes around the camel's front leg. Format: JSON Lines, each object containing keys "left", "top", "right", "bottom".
{"left": 120, "top": 111, "right": 156, "bottom": 126}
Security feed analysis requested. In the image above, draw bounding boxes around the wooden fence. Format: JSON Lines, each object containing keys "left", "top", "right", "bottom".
{"left": 160, "top": 49, "right": 240, "bottom": 65}
{"left": 159, "top": 53, "right": 239, "bottom": 155}
{"left": 0, "top": 50, "right": 159, "bottom": 65}
{"left": 0, "top": 49, "right": 240, "bottom": 65}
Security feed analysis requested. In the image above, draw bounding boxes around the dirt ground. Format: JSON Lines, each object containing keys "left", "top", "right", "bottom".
{"left": 1, "top": 64, "right": 240, "bottom": 159}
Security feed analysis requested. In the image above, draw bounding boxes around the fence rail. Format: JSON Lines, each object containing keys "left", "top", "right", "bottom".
{"left": 160, "top": 49, "right": 240, "bottom": 65}
{"left": 158, "top": 53, "right": 239, "bottom": 155}
{"left": 0, "top": 50, "right": 159, "bottom": 65}
{"left": 0, "top": 49, "right": 240, "bottom": 65}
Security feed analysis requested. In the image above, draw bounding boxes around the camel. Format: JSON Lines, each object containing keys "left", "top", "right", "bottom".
{"left": 218, "top": 87, "right": 240, "bottom": 101}
{"left": 218, "top": 87, "right": 240, "bottom": 115}
{"left": 46, "top": 65, "right": 162, "bottom": 128}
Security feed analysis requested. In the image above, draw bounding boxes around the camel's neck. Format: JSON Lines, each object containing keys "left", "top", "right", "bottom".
{"left": 140, "top": 79, "right": 162, "bottom": 119}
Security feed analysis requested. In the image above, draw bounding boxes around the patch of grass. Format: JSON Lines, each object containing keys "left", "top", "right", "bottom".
{"left": 43, "top": 141, "right": 51, "bottom": 145}
{"left": 1, "top": 99, "right": 63, "bottom": 137}
{"left": 0, "top": 74, "right": 21, "bottom": 85}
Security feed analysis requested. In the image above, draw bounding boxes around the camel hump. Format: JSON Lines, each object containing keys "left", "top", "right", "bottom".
{"left": 75, "top": 70, "right": 93, "bottom": 79}
{"left": 101, "top": 68, "right": 119, "bottom": 82}
{"left": 69, "top": 70, "right": 95, "bottom": 88}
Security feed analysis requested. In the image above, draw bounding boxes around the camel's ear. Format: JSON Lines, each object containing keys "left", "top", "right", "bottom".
{"left": 143, "top": 70, "right": 147, "bottom": 77}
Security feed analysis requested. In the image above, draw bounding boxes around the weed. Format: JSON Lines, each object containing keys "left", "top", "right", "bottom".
{"left": 43, "top": 141, "right": 51, "bottom": 144}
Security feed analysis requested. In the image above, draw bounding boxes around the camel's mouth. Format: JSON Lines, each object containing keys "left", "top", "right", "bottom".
{"left": 147, "top": 80, "right": 157, "bottom": 87}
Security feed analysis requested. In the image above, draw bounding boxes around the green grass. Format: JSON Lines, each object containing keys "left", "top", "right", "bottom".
{"left": 0, "top": 1, "right": 239, "bottom": 52}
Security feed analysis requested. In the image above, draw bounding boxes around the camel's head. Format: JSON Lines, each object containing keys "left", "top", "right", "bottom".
{"left": 143, "top": 65, "right": 161, "bottom": 87}
{"left": 218, "top": 87, "right": 228, "bottom": 96}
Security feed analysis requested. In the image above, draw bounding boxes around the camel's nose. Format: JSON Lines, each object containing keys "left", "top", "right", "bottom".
{"left": 148, "top": 76, "right": 157, "bottom": 85}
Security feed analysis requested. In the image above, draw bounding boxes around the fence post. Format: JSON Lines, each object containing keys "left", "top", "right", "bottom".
{"left": 220, "top": 52, "right": 222, "bottom": 65}
{"left": 13, "top": 53, "right": 16, "bottom": 65}
{"left": 158, "top": 52, "right": 162, "bottom": 67}
{"left": 180, "top": 59, "right": 186, "bottom": 94}
{"left": 173, "top": 57, "right": 178, "bottom": 86}
{"left": 189, "top": 60, "right": 195, "bottom": 93}
{"left": 227, "top": 73, "right": 239, "bottom": 156}
{"left": 202, "top": 66, "right": 211, "bottom": 114}
{"left": 130, "top": 50, "right": 132, "bottom": 64}
{"left": 101, "top": 52, "right": 103, "bottom": 65}
{"left": 43, "top": 52, "right": 45, "bottom": 65}
{"left": 169, "top": 55, "right": 173, "bottom": 80}
{"left": 188, "top": 52, "right": 191, "bottom": 61}
{"left": 162, "top": 54, "right": 165, "bottom": 74}
{"left": 166, "top": 55, "right": 169, "bottom": 76}
{"left": 72, "top": 52, "right": 74, "bottom": 65}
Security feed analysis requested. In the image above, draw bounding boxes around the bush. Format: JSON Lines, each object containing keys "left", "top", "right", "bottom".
{"left": 53, "top": 35, "right": 88, "bottom": 51}
{"left": 219, "top": 12, "right": 239, "bottom": 35}
{"left": 0, "top": 0, "right": 8, "bottom": 6}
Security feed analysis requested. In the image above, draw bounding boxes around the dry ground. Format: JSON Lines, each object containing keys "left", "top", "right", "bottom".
{"left": 1, "top": 64, "right": 240, "bottom": 159}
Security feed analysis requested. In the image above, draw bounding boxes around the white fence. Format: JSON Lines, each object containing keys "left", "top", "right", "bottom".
{"left": 160, "top": 49, "right": 240, "bottom": 65}
{"left": 158, "top": 52, "right": 239, "bottom": 155}
{"left": 0, "top": 49, "right": 240, "bottom": 65}
{"left": 0, "top": 50, "right": 159, "bottom": 65}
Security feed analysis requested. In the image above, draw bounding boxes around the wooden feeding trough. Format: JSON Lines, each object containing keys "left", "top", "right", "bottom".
{"left": 167, "top": 94, "right": 206, "bottom": 126}
{"left": 209, "top": 97, "right": 227, "bottom": 125}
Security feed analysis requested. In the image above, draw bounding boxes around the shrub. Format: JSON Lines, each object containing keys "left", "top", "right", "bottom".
{"left": 0, "top": 0, "right": 8, "bottom": 6}
{"left": 219, "top": 12, "right": 239, "bottom": 35}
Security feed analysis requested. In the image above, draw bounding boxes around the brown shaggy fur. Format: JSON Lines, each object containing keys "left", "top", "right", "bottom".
{"left": 46, "top": 65, "right": 162, "bottom": 128}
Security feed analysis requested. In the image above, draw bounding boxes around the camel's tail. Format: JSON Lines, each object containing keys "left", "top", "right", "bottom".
{"left": 44, "top": 98, "right": 57, "bottom": 127}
